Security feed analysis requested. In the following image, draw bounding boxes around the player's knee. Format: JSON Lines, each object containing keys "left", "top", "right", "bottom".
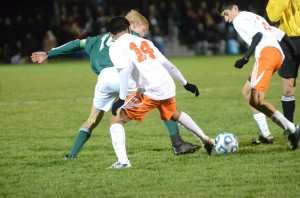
{"left": 84, "top": 117, "right": 99, "bottom": 129}
{"left": 282, "top": 89, "right": 295, "bottom": 96}
{"left": 282, "top": 80, "right": 295, "bottom": 96}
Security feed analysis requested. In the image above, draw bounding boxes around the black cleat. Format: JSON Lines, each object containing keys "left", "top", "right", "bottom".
{"left": 172, "top": 142, "right": 200, "bottom": 155}
{"left": 204, "top": 138, "right": 215, "bottom": 156}
{"left": 288, "top": 125, "right": 300, "bottom": 150}
{"left": 64, "top": 154, "right": 76, "bottom": 160}
{"left": 251, "top": 135, "right": 274, "bottom": 145}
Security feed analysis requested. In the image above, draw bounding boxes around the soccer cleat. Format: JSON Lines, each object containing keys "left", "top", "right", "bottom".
{"left": 204, "top": 138, "right": 215, "bottom": 156}
{"left": 250, "top": 135, "right": 274, "bottom": 145}
{"left": 64, "top": 154, "right": 76, "bottom": 160}
{"left": 288, "top": 124, "right": 300, "bottom": 150}
{"left": 108, "top": 161, "right": 131, "bottom": 169}
{"left": 172, "top": 142, "right": 200, "bottom": 155}
{"left": 282, "top": 130, "right": 289, "bottom": 138}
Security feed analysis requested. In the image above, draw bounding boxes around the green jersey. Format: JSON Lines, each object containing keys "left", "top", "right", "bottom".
{"left": 47, "top": 31, "right": 140, "bottom": 75}
{"left": 47, "top": 32, "right": 114, "bottom": 75}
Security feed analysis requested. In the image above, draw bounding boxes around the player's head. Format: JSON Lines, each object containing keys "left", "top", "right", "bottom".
{"left": 109, "top": 16, "right": 130, "bottom": 39}
{"left": 125, "top": 9, "right": 149, "bottom": 38}
{"left": 218, "top": 0, "right": 240, "bottom": 23}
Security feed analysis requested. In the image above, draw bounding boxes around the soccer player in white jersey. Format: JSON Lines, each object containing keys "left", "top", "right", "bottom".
{"left": 107, "top": 16, "right": 215, "bottom": 168}
{"left": 31, "top": 10, "right": 200, "bottom": 159}
{"left": 241, "top": 27, "right": 298, "bottom": 145}
{"left": 218, "top": 0, "right": 300, "bottom": 150}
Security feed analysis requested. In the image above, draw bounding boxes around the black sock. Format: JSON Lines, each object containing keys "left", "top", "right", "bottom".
{"left": 170, "top": 133, "right": 184, "bottom": 147}
{"left": 282, "top": 100, "right": 295, "bottom": 122}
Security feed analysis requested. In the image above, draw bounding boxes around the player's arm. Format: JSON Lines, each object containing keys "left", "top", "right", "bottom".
{"left": 235, "top": 32, "right": 262, "bottom": 69}
{"left": 154, "top": 46, "right": 199, "bottom": 96}
{"left": 31, "top": 39, "right": 85, "bottom": 64}
{"left": 280, "top": 34, "right": 297, "bottom": 55}
{"left": 162, "top": 61, "right": 199, "bottom": 96}
{"left": 245, "top": 32, "right": 263, "bottom": 60}
{"left": 266, "top": 0, "right": 289, "bottom": 22}
{"left": 280, "top": 34, "right": 300, "bottom": 61}
{"left": 117, "top": 67, "right": 130, "bottom": 101}
{"left": 272, "top": 27, "right": 299, "bottom": 60}
{"left": 109, "top": 46, "right": 130, "bottom": 115}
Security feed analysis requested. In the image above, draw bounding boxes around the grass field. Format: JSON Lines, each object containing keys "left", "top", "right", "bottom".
{"left": 0, "top": 56, "right": 300, "bottom": 198}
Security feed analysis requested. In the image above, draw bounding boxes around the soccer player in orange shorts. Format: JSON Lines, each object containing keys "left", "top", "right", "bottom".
{"left": 218, "top": 0, "right": 300, "bottom": 151}
{"left": 107, "top": 17, "right": 215, "bottom": 168}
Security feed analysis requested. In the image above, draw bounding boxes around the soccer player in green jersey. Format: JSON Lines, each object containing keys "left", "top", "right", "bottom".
{"left": 31, "top": 10, "right": 200, "bottom": 159}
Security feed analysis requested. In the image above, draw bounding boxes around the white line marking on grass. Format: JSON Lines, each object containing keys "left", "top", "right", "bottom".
{"left": 0, "top": 98, "right": 92, "bottom": 106}
{"left": 0, "top": 81, "right": 282, "bottom": 106}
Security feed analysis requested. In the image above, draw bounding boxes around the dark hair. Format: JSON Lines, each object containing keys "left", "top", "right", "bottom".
{"left": 109, "top": 16, "right": 130, "bottom": 35}
{"left": 218, "top": 0, "right": 240, "bottom": 14}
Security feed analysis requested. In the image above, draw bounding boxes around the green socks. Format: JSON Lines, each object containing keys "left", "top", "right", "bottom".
{"left": 163, "top": 120, "right": 179, "bottom": 136}
{"left": 68, "top": 129, "right": 91, "bottom": 157}
{"left": 163, "top": 120, "right": 183, "bottom": 146}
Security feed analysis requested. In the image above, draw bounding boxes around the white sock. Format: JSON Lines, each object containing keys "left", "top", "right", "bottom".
{"left": 271, "top": 111, "right": 296, "bottom": 133}
{"left": 110, "top": 123, "right": 129, "bottom": 164}
{"left": 253, "top": 112, "right": 271, "bottom": 137}
{"left": 177, "top": 112, "right": 209, "bottom": 142}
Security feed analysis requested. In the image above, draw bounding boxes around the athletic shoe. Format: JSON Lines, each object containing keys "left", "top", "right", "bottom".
{"left": 204, "top": 138, "right": 215, "bottom": 156}
{"left": 288, "top": 124, "right": 300, "bottom": 150}
{"left": 108, "top": 161, "right": 131, "bottom": 169}
{"left": 64, "top": 154, "right": 76, "bottom": 160}
{"left": 282, "top": 130, "right": 289, "bottom": 138}
{"left": 172, "top": 142, "right": 200, "bottom": 155}
{"left": 250, "top": 135, "right": 274, "bottom": 145}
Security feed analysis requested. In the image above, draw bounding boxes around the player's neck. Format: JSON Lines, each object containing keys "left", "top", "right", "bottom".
{"left": 114, "top": 29, "right": 130, "bottom": 40}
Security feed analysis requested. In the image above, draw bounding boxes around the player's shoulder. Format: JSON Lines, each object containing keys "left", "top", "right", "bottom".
{"left": 238, "top": 11, "right": 256, "bottom": 19}
{"left": 86, "top": 32, "right": 110, "bottom": 42}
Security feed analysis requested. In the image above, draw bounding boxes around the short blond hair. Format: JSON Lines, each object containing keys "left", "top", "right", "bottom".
{"left": 125, "top": 9, "right": 149, "bottom": 30}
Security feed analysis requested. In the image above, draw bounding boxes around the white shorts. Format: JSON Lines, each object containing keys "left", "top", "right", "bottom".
{"left": 93, "top": 67, "right": 136, "bottom": 112}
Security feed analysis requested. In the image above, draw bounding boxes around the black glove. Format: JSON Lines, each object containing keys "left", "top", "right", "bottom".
{"left": 184, "top": 82, "right": 200, "bottom": 97}
{"left": 234, "top": 57, "right": 249, "bottom": 69}
{"left": 112, "top": 99, "right": 125, "bottom": 116}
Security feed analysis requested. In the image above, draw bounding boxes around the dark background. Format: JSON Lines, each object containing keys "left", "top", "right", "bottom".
{"left": 0, "top": 0, "right": 271, "bottom": 63}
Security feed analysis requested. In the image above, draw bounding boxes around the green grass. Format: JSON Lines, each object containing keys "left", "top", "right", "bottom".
{"left": 0, "top": 56, "right": 299, "bottom": 198}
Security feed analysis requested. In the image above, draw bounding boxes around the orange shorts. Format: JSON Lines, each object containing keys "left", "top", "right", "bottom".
{"left": 122, "top": 91, "right": 176, "bottom": 122}
{"left": 250, "top": 47, "right": 283, "bottom": 92}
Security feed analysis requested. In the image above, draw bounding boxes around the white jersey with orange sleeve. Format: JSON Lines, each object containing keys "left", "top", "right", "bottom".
{"left": 233, "top": 11, "right": 284, "bottom": 60}
{"left": 109, "top": 33, "right": 176, "bottom": 101}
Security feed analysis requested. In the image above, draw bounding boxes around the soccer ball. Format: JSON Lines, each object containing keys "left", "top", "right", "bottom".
{"left": 215, "top": 132, "right": 238, "bottom": 154}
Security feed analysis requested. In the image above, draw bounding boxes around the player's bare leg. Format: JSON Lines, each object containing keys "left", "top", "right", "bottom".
{"left": 250, "top": 89, "right": 300, "bottom": 150}
{"left": 241, "top": 80, "right": 273, "bottom": 144}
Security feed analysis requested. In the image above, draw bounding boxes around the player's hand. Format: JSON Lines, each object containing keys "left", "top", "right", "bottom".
{"left": 234, "top": 57, "right": 249, "bottom": 69}
{"left": 112, "top": 99, "right": 125, "bottom": 116}
{"left": 31, "top": 52, "right": 48, "bottom": 64}
{"left": 184, "top": 82, "right": 200, "bottom": 97}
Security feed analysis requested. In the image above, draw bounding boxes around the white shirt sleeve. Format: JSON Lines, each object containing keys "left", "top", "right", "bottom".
{"left": 161, "top": 61, "right": 187, "bottom": 86}
{"left": 154, "top": 46, "right": 187, "bottom": 86}
{"left": 109, "top": 43, "right": 131, "bottom": 100}
{"left": 118, "top": 67, "right": 130, "bottom": 100}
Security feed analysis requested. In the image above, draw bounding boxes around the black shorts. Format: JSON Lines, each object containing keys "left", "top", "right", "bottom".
{"left": 278, "top": 36, "right": 300, "bottom": 79}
